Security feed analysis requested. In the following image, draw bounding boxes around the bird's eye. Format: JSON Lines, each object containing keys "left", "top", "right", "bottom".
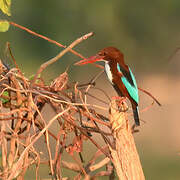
{"left": 100, "top": 52, "right": 106, "bottom": 56}
{"left": 99, "top": 51, "right": 106, "bottom": 56}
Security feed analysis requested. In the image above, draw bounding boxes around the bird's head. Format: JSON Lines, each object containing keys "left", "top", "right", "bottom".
{"left": 75, "top": 47, "right": 124, "bottom": 66}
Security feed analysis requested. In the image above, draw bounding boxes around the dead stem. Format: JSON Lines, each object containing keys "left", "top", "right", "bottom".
{"left": 7, "top": 108, "right": 70, "bottom": 180}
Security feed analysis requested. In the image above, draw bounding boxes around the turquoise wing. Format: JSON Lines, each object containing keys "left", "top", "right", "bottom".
{"left": 117, "top": 64, "right": 139, "bottom": 103}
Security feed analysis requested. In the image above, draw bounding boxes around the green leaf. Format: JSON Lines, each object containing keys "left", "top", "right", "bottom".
{"left": 0, "top": 20, "right": 9, "bottom": 32}
{"left": 0, "top": 91, "right": 9, "bottom": 103}
{"left": 0, "top": 0, "right": 11, "bottom": 16}
{"left": 29, "top": 74, "right": 41, "bottom": 82}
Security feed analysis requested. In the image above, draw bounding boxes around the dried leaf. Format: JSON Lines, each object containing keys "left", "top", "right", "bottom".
{"left": 50, "top": 72, "right": 68, "bottom": 92}
{"left": 66, "top": 135, "right": 84, "bottom": 155}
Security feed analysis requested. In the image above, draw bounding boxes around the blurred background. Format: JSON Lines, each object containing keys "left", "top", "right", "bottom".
{"left": 1, "top": 0, "right": 180, "bottom": 179}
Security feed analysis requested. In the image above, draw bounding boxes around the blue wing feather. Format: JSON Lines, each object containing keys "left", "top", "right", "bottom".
{"left": 117, "top": 64, "right": 139, "bottom": 103}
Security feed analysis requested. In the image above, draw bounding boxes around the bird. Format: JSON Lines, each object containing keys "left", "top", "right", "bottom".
{"left": 75, "top": 47, "right": 140, "bottom": 126}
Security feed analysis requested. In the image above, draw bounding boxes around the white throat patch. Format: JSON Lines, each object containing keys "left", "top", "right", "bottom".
{"left": 104, "top": 61, "right": 113, "bottom": 85}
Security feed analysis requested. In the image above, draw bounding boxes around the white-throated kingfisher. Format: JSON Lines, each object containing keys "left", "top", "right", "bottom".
{"left": 75, "top": 47, "right": 140, "bottom": 126}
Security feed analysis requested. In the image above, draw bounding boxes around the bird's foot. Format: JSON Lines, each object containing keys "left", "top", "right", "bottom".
{"left": 111, "top": 96, "right": 128, "bottom": 112}
{"left": 131, "top": 124, "right": 140, "bottom": 134}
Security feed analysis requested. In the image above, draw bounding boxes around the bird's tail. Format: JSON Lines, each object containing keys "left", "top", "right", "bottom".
{"left": 132, "top": 106, "right": 140, "bottom": 126}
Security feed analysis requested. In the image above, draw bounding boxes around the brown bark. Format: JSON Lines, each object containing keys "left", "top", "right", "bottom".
{"left": 109, "top": 100, "right": 145, "bottom": 180}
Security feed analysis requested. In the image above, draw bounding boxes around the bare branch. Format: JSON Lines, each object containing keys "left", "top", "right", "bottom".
{"left": 108, "top": 100, "right": 145, "bottom": 180}
{"left": 31, "top": 32, "right": 94, "bottom": 86}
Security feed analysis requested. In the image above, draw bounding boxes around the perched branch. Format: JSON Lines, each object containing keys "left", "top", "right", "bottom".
{"left": 108, "top": 99, "right": 145, "bottom": 180}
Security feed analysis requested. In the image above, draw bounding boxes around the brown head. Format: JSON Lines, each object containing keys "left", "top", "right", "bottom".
{"left": 98, "top": 47, "right": 124, "bottom": 63}
{"left": 75, "top": 46, "right": 125, "bottom": 65}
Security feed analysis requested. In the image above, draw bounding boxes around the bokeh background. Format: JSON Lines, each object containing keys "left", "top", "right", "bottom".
{"left": 1, "top": 1, "right": 180, "bottom": 179}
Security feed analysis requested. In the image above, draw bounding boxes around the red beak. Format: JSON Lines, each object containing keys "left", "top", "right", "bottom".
{"left": 74, "top": 55, "right": 105, "bottom": 66}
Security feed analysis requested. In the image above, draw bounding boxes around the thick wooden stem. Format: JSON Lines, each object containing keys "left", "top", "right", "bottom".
{"left": 109, "top": 100, "right": 145, "bottom": 180}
